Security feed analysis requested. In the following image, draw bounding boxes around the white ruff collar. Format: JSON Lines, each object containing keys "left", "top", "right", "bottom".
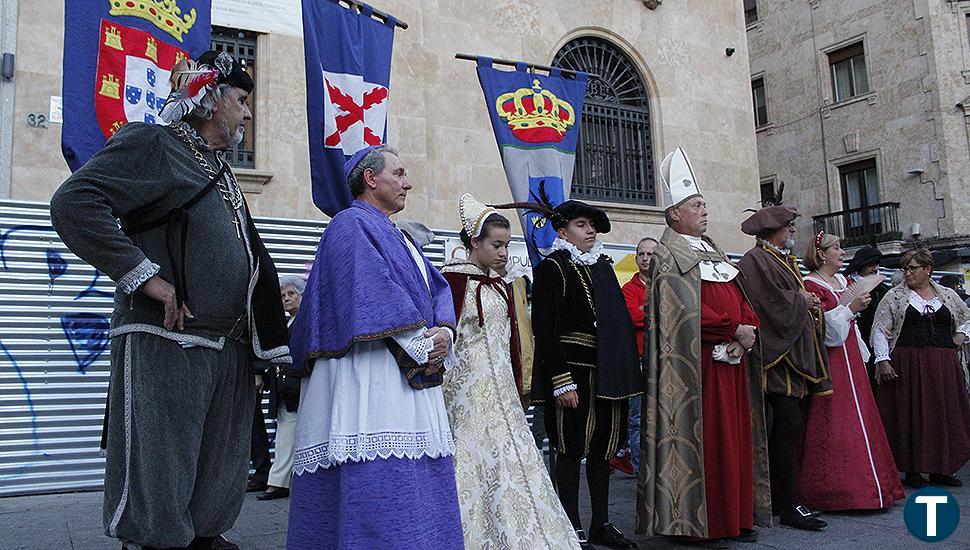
{"left": 552, "top": 237, "right": 604, "bottom": 265}
{"left": 758, "top": 238, "right": 791, "bottom": 256}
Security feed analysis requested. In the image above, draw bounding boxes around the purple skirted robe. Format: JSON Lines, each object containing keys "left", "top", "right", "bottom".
{"left": 286, "top": 199, "right": 463, "bottom": 550}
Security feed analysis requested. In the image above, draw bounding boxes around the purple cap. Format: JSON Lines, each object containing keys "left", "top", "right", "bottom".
{"left": 343, "top": 145, "right": 382, "bottom": 181}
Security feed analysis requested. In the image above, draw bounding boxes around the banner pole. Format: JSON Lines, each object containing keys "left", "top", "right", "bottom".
{"left": 454, "top": 52, "right": 598, "bottom": 79}
{"left": 339, "top": 0, "right": 409, "bottom": 29}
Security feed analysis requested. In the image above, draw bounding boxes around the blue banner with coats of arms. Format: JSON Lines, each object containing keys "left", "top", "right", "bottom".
{"left": 62, "top": 0, "right": 212, "bottom": 172}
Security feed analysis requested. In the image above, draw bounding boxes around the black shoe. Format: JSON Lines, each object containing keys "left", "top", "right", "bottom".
{"left": 929, "top": 474, "right": 963, "bottom": 487}
{"left": 589, "top": 522, "right": 638, "bottom": 549}
{"left": 780, "top": 506, "right": 827, "bottom": 531}
{"left": 256, "top": 487, "right": 290, "bottom": 500}
{"left": 246, "top": 479, "right": 267, "bottom": 492}
{"left": 729, "top": 528, "right": 758, "bottom": 543}
{"left": 575, "top": 529, "right": 595, "bottom": 550}
{"left": 904, "top": 473, "right": 928, "bottom": 488}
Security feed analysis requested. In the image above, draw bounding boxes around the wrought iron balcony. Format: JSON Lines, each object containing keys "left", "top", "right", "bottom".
{"left": 812, "top": 202, "right": 902, "bottom": 247}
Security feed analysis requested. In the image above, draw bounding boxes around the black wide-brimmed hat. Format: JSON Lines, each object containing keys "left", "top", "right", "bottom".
{"left": 844, "top": 245, "right": 883, "bottom": 276}
{"left": 551, "top": 200, "right": 611, "bottom": 233}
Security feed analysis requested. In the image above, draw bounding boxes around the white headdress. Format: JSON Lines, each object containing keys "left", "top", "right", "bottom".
{"left": 660, "top": 147, "right": 703, "bottom": 211}
{"left": 459, "top": 193, "right": 500, "bottom": 240}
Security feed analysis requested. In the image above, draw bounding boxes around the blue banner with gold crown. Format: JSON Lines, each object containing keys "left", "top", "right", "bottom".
{"left": 62, "top": 0, "right": 212, "bottom": 172}
{"left": 475, "top": 57, "right": 588, "bottom": 266}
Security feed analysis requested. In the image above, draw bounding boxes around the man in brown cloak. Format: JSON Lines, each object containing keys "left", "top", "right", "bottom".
{"left": 737, "top": 206, "right": 831, "bottom": 531}
{"left": 636, "top": 148, "right": 771, "bottom": 548}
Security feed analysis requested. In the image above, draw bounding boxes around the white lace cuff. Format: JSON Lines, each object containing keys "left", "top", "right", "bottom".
{"left": 872, "top": 327, "right": 891, "bottom": 363}
{"left": 553, "top": 383, "right": 578, "bottom": 397}
{"left": 958, "top": 321, "right": 970, "bottom": 338}
{"left": 117, "top": 258, "right": 160, "bottom": 294}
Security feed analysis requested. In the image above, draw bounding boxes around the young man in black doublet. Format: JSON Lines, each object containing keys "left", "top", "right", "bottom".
{"left": 531, "top": 200, "right": 642, "bottom": 550}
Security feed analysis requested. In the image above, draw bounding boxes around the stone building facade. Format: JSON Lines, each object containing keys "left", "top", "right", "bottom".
{"left": 746, "top": 0, "right": 970, "bottom": 267}
{"left": 1, "top": 0, "right": 762, "bottom": 254}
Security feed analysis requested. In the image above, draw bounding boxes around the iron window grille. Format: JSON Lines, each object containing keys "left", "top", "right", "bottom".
{"left": 211, "top": 27, "right": 257, "bottom": 169}
{"left": 553, "top": 37, "right": 656, "bottom": 206}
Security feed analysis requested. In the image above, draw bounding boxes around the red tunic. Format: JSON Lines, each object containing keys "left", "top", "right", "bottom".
{"left": 700, "top": 280, "right": 759, "bottom": 539}
{"left": 797, "top": 278, "right": 905, "bottom": 510}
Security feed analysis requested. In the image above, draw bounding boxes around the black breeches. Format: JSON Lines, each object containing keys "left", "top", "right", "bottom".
{"left": 765, "top": 393, "right": 804, "bottom": 512}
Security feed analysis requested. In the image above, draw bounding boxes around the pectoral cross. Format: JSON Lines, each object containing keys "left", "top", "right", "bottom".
{"left": 232, "top": 214, "right": 242, "bottom": 239}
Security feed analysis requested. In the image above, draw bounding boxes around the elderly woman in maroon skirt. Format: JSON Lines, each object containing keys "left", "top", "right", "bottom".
{"left": 871, "top": 248, "right": 970, "bottom": 488}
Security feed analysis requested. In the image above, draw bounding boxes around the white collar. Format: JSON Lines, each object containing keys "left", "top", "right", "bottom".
{"left": 679, "top": 233, "right": 713, "bottom": 252}
{"left": 552, "top": 237, "right": 604, "bottom": 265}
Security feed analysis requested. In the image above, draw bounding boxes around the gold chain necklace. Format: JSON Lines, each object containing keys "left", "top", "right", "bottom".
{"left": 172, "top": 123, "right": 244, "bottom": 239}
{"left": 570, "top": 260, "right": 597, "bottom": 326}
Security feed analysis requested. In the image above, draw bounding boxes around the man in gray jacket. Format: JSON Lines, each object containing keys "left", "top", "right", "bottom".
{"left": 50, "top": 51, "right": 289, "bottom": 550}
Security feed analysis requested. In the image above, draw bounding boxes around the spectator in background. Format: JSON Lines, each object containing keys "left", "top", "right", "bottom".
{"left": 614, "top": 237, "right": 658, "bottom": 477}
{"left": 256, "top": 275, "right": 306, "bottom": 501}
{"left": 843, "top": 246, "right": 889, "bottom": 375}
{"left": 939, "top": 274, "right": 970, "bottom": 303}
{"left": 248, "top": 369, "right": 272, "bottom": 493}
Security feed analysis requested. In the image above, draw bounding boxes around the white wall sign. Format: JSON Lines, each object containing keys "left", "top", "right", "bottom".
{"left": 212, "top": 0, "right": 303, "bottom": 36}
{"left": 49, "top": 96, "right": 63, "bottom": 124}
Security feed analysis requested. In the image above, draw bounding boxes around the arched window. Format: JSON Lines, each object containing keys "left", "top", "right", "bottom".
{"left": 553, "top": 37, "right": 656, "bottom": 205}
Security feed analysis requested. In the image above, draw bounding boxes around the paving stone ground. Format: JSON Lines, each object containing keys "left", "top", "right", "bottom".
{"left": 1, "top": 465, "right": 967, "bottom": 549}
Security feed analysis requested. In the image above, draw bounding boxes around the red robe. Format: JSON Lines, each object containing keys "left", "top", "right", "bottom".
{"left": 700, "top": 280, "right": 760, "bottom": 538}
{"left": 798, "top": 278, "right": 905, "bottom": 510}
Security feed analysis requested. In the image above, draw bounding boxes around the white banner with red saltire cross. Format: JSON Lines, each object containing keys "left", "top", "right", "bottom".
{"left": 302, "top": 0, "right": 399, "bottom": 216}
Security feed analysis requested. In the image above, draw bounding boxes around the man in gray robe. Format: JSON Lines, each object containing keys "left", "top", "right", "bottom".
{"left": 50, "top": 51, "right": 290, "bottom": 550}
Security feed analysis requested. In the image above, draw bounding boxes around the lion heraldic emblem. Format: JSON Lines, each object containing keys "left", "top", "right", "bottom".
{"left": 495, "top": 79, "right": 576, "bottom": 143}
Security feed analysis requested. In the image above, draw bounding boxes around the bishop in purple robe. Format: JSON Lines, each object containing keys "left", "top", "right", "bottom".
{"left": 285, "top": 146, "right": 464, "bottom": 550}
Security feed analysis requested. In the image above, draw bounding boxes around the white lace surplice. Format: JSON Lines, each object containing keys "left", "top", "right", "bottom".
{"left": 442, "top": 262, "right": 580, "bottom": 550}
{"left": 292, "top": 229, "right": 456, "bottom": 474}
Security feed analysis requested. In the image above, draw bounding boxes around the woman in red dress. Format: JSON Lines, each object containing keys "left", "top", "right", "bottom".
{"left": 797, "top": 232, "right": 905, "bottom": 510}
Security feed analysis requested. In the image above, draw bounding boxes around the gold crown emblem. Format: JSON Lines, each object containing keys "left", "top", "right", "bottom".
{"left": 99, "top": 74, "right": 121, "bottom": 100}
{"left": 109, "top": 0, "right": 197, "bottom": 43}
{"left": 104, "top": 25, "right": 123, "bottom": 50}
{"left": 495, "top": 79, "right": 576, "bottom": 143}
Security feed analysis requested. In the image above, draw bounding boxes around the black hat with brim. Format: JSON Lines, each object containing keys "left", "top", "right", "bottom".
{"left": 844, "top": 245, "right": 883, "bottom": 276}
{"left": 551, "top": 200, "right": 611, "bottom": 234}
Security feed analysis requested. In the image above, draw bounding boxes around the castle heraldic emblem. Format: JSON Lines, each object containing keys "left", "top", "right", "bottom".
{"left": 94, "top": 20, "right": 188, "bottom": 138}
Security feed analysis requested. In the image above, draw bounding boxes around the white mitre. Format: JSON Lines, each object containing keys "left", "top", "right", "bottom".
{"left": 661, "top": 147, "right": 702, "bottom": 211}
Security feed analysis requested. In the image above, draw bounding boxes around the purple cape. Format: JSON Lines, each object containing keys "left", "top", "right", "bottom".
{"left": 287, "top": 200, "right": 456, "bottom": 374}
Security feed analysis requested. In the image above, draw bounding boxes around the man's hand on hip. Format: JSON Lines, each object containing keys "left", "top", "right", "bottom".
{"left": 140, "top": 275, "right": 193, "bottom": 331}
